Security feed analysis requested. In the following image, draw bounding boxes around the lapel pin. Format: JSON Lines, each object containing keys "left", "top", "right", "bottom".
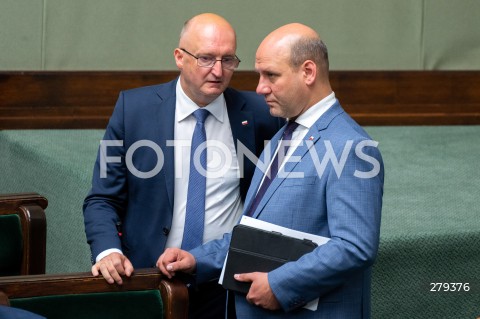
{"left": 308, "top": 135, "right": 314, "bottom": 140}
{"left": 241, "top": 120, "right": 249, "bottom": 126}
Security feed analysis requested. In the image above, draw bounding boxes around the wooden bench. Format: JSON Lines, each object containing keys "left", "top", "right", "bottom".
{"left": 0, "top": 193, "right": 47, "bottom": 276}
{"left": 0, "top": 268, "right": 188, "bottom": 319}
{"left": 1, "top": 71, "right": 479, "bottom": 128}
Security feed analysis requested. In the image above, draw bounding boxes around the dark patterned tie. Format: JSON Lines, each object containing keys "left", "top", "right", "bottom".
{"left": 246, "top": 120, "right": 299, "bottom": 216}
{"left": 182, "top": 108, "right": 210, "bottom": 250}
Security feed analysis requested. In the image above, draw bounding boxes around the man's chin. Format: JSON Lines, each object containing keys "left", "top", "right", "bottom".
{"left": 203, "top": 85, "right": 226, "bottom": 96}
{"left": 268, "top": 105, "right": 283, "bottom": 118}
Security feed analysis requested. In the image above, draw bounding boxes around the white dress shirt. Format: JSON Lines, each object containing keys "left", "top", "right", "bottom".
{"left": 165, "top": 79, "right": 243, "bottom": 248}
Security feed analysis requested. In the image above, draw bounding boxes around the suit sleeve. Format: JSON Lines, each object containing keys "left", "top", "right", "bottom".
{"left": 190, "top": 233, "right": 232, "bottom": 283}
{"left": 83, "top": 92, "right": 128, "bottom": 263}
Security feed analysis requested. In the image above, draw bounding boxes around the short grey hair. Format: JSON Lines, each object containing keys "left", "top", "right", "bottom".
{"left": 290, "top": 37, "right": 329, "bottom": 71}
{"left": 179, "top": 18, "right": 192, "bottom": 41}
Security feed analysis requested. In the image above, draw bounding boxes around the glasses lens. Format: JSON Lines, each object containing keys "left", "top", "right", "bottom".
{"left": 221, "top": 57, "right": 238, "bottom": 70}
{"left": 194, "top": 54, "right": 240, "bottom": 69}
{"left": 197, "top": 56, "right": 216, "bottom": 67}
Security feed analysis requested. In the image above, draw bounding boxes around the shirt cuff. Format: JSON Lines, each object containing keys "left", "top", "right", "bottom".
{"left": 95, "top": 248, "right": 123, "bottom": 263}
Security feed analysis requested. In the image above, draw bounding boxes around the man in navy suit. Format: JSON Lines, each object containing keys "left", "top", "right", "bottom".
{"left": 83, "top": 13, "right": 282, "bottom": 319}
{"left": 158, "top": 23, "right": 384, "bottom": 318}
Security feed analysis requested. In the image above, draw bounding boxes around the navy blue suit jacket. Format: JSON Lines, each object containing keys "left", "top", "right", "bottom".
{"left": 83, "top": 78, "right": 283, "bottom": 267}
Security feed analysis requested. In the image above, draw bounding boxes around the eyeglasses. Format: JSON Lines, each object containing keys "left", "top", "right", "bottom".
{"left": 180, "top": 48, "right": 241, "bottom": 70}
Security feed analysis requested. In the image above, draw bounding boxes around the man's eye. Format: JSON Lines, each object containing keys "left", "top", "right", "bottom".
{"left": 198, "top": 56, "right": 214, "bottom": 64}
{"left": 222, "top": 57, "right": 235, "bottom": 63}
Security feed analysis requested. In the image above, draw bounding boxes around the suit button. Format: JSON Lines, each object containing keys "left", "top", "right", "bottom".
{"left": 163, "top": 227, "right": 170, "bottom": 236}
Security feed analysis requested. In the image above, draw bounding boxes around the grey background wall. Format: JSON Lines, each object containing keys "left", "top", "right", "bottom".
{"left": 1, "top": 0, "right": 480, "bottom": 71}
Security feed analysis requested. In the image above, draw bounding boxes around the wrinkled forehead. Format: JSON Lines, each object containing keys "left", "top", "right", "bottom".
{"left": 181, "top": 22, "right": 236, "bottom": 54}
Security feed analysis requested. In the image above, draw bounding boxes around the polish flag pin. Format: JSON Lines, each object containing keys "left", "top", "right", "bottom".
{"left": 241, "top": 120, "right": 248, "bottom": 126}
{"left": 308, "top": 135, "right": 314, "bottom": 140}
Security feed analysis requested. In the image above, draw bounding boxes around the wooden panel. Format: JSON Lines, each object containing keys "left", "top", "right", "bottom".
{"left": 0, "top": 72, "right": 178, "bottom": 129}
{"left": 1, "top": 71, "right": 479, "bottom": 128}
{"left": 330, "top": 71, "right": 480, "bottom": 125}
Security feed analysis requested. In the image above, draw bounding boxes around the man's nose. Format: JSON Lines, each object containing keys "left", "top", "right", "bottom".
{"left": 256, "top": 80, "right": 270, "bottom": 95}
{"left": 210, "top": 60, "right": 223, "bottom": 77}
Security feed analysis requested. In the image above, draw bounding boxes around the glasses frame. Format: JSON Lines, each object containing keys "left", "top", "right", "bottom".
{"left": 180, "top": 48, "right": 241, "bottom": 70}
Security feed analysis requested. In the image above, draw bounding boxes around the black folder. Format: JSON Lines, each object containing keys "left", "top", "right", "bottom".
{"left": 221, "top": 224, "right": 318, "bottom": 294}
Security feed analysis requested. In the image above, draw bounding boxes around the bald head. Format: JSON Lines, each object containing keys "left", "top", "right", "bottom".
{"left": 174, "top": 13, "right": 238, "bottom": 107}
{"left": 259, "top": 23, "right": 318, "bottom": 48}
{"left": 179, "top": 13, "right": 237, "bottom": 50}
{"left": 255, "top": 23, "right": 332, "bottom": 118}
{"left": 257, "top": 23, "right": 329, "bottom": 73}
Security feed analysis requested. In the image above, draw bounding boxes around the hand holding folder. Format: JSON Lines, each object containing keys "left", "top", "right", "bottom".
{"left": 221, "top": 224, "right": 318, "bottom": 293}
{"left": 219, "top": 216, "right": 330, "bottom": 311}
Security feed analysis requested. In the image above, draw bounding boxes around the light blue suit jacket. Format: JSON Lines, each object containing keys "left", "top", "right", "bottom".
{"left": 191, "top": 102, "right": 384, "bottom": 318}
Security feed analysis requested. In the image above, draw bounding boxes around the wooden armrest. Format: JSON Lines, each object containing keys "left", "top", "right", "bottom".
{"left": 0, "top": 268, "right": 188, "bottom": 319}
{"left": 159, "top": 275, "right": 190, "bottom": 319}
{"left": 0, "top": 193, "right": 47, "bottom": 275}
{"left": 0, "top": 193, "right": 48, "bottom": 212}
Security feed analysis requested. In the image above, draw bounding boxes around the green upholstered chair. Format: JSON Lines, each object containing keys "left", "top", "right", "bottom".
{"left": 0, "top": 268, "right": 188, "bottom": 319}
{"left": 0, "top": 193, "right": 47, "bottom": 276}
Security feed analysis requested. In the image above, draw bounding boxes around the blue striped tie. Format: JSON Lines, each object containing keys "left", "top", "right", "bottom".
{"left": 246, "top": 121, "right": 299, "bottom": 216}
{"left": 182, "top": 108, "right": 210, "bottom": 250}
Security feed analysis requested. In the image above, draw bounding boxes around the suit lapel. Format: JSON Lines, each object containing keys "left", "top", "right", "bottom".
{"left": 250, "top": 102, "right": 345, "bottom": 218}
{"left": 224, "top": 89, "right": 263, "bottom": 199}
{"left": 153, "top": 79, "right": 177, "bottom": 211}
{"left": 243, "top": 126, "right": 285, "bottom": 216}
{"left": 224, "top": 89, "right": 254, "bottom": 151}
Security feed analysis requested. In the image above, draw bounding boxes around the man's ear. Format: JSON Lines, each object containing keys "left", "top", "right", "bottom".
{"left": 302, "top": 60, "right": 317, "bottom": 86}
{"left": 174, "top": 48, "right": 184, "bottom": 69}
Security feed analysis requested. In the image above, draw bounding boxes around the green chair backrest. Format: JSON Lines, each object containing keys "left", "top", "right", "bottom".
{"left": 0, "top": 214, "right": 23, "bottom": 276}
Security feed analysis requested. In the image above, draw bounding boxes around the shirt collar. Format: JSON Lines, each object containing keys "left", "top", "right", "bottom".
{"left": 176, "top": 78, "right": 226, "bottom": 123}
{"left": 293, "top": 91, "right": 336, "bottom": 129}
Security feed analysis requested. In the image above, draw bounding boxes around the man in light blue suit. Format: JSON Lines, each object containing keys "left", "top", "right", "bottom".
{"left": 158, "top": 23, "right": 384, "bottom": 318}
